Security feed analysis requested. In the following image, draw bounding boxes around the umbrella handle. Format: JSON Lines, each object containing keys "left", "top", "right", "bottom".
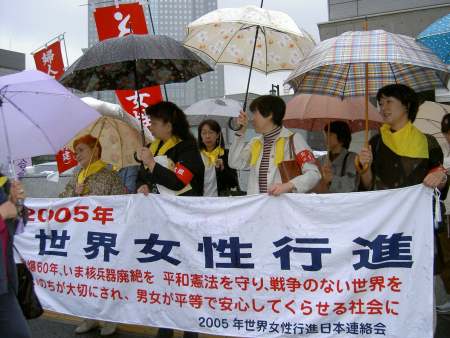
{"left": 228, "top": 117, "right": 242, "bottom": 131}
{"left": 354, "top": 155, "right": 369, "bottom": 174}
{"left": 134, "top": 151, "right": 143, "bottom": 165}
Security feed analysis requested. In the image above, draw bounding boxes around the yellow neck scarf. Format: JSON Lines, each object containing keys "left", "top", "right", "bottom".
{"left": 250, "top": 137, "right": 286, "bottom": 166}
{"left": 150, "top": 136, "right": 181, "bottom": 156}
{"left": 202, "top": 147, "right": 225, "bottom": 166}
{"left": 380, "top": 121, "right": 428, "bottom": 159}
{"left": 77, "top": 159, "right": 107, "bottom": 184}
{"left": 0, "top": 176, "right": 7, "bottom": 188}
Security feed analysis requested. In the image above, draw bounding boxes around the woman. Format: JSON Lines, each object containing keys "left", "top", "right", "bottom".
{"left": 198, "top": 119, "right": 239, "bottom": 196}
{"left": 59, "top": 135, "right": 125, "bottom": 336}
{"left": 229, "top": 95, "right": 321, "bottom": 195}
{"left": 358, "top": 84, "right": 447, "bottom": 191}
{"left": 137, "top": 101, "right": 204, "bottom": 197}
{"left": 136, "top": 102, "right": 202, "bottom": 338}
{"left": 358, "top": 84, "right": 448, "bottom": 333}
{"left": 0, "top": 174, "right": 31, "bottom": 338}
{"left": 316, "top": 121, "right": 358, "bottom": 193}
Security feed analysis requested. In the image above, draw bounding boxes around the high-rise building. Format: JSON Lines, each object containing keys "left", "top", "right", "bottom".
{"left": 87, "top": 0, "right": 225, "bottom": 108}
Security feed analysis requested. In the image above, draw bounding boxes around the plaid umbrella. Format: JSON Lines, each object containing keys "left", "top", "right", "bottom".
{"left": 417, "top": 13, "right": 450, "bottom": 64}
{"left": 285, "top": 30, "right": 448, "bottom": 97}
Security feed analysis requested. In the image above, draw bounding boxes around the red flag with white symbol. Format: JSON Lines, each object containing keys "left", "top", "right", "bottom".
{"left": 93, "top": 2, "right": 163, "bottom": 122}
{"left": 56, "top": 147, "right": 78, "bottom": 174}
{"left": 33, "top": 40, "right": 65, "bottom": 80}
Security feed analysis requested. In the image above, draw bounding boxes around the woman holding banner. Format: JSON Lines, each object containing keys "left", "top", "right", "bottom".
{"left": 136, "top": 101, "right": 204, "bottom": 198}
{"left": 228, "top": 95, "right": 320, "bottom": 195}
{"left": 59, "top": 135, "right": 125, "bottom": 336}
{"left": 358, "top": 84, "right": 449, "bottom": 333}
{"left": 0, "top": 173, "right": 31, "bottom": 338}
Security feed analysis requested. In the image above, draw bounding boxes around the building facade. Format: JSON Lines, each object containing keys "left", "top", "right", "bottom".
{"left": 0, "top": 48, "right": 25, "bottom": 76}
{"left": 87, "top": 0, "right": 225, "bottom": 107}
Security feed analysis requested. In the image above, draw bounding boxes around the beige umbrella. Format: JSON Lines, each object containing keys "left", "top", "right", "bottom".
{"left": 414, "top": 101, "right": 450, "bottom": 151}
{"left": 66, "top": 97, "right": 152, "bottom": 170}
{"left": 184, "top": 3, "right": 315, "bottom": 115}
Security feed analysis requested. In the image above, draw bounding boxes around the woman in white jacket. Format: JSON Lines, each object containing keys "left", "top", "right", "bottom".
{"left": 228, "top": 95, "right": 321, "bottom": 195}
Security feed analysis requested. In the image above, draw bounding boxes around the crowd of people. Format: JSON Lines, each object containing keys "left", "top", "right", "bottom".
{"left": 1, "top": 84, "right": 450, "bottom": 336}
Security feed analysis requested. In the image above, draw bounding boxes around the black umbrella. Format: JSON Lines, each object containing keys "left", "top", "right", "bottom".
{"left": 60, "top": 34, "right": 213, "bottom": 143}
{"left": 61, "top": 34, "right": 213, "bottom": 92}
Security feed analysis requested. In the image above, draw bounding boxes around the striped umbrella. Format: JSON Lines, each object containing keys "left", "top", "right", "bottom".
{"left": 285, "top": 30, "right": 448, "bottom": 97}
{"left": 285, "top": 29, "right": 449, "bottom": 172}
{"left": 417, "top": 13, "right": 450, "bottom": 64}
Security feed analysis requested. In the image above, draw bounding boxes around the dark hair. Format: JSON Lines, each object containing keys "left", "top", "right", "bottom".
{"left": 198, "top": 119, "right": 225, "bottom": 150}
{"left": 442, "top": 113, "right": 450, "bottom": 134}
{"left": 73, "top": 134, "right": 102, "bottom": 157}
{"left": 376, "top": 84, "right": 419, "bottom": 122}
{"left": 145, "top": 101, "right": 195, "bottom": 141}
{"left": 249, "top": 95, "right": 286, "bottom": 126}
{"left": 324, "top": 121, "right": 352, "bottom": 149}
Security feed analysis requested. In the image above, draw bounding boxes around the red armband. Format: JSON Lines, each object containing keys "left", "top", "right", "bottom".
{"left": 429, "top": 165, "right": 447, "bottom": 175}
{"left": 296, "top": 149, "right": 316, "bottom": 168}
{"left": 174, "top": 163, "right": 194, "bottom": 186}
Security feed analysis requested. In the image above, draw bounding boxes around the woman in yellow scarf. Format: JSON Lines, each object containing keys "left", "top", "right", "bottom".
{"left": 59, "top": 135, "right": 125, "bottom": 336}
{"left": 198, "top": 119, "right": 239, "bottom": 196}
{"left": 359, "top": 84, "right": 448, "bottom": 191}
{"left": 59, "top": 135, "right": 125, "bottom": 198}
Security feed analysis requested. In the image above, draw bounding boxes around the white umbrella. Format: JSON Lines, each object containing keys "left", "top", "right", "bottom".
{"left": 0, "top": 70, "right": 100, "bottom": 174}
{"left": 184, "top": 4, "right": 315, "bottom": 114}
{"left": 414, "top": 101, "right": 450, "bottom": 151}
{"left": 185, "top": 98, "right": 241, "bottom": 126}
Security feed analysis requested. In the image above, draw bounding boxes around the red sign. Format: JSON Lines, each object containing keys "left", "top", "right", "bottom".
{"left": 33, "top": 41, "right": 65, "bottom": 80}
{"left": 93, "top": 2, "right": 163, "bottom": 120}
{"left": 56, "top": 147, "right": 78, "bottom": 174}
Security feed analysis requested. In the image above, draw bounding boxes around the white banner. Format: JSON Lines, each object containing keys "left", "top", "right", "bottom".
{"left": 14, "top": 185, "right": 434, "bottom": 338}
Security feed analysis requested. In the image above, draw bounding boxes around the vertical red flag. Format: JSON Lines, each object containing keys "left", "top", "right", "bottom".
{"left": 56, "top": 147, "right": 78, "bottom": 174}
{"left": 33, "top": 40, "right": 65, "bottom": 80}
{"left": 94, "top": 2, "right": 162, "bottom": 124}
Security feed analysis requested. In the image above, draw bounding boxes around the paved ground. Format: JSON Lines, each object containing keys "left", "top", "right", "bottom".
{"left": 26, "top": 313, "right": 450, "bottom": 338}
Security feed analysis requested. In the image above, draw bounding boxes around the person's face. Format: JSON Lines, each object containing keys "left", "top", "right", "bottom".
{"left": 252, "top": 109, "right": 274, "bottom": 134}
{"left": 149, "top": 118, "right": 172, "bottom": 140}
{"left": 324, "top": 131, "right": 340, "bottom": 150}
{"left": 200, "top": 124, "right": 220, "bottom": 149}
{"left": 378, "top": 95, "right": 409, "bottom": 127}
{"left": 74, "top": 143, "right": 98, "bottom": 169}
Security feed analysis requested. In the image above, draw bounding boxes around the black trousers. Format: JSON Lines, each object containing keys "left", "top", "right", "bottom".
{"left": 158, "top": 327, "right": 198, "bottom": 338}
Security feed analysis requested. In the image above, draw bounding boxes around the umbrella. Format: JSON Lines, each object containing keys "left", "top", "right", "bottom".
{"left": 60, "top": 34, "right": 213, "bottom": 143}
{"left": 284, "top": 94, "right": 382, "bottom": 132}
{"left": 184, "top": 3, "right": 315, "bottom": 115}
{"left": 185, "top": 98, "right": 241, "bottom": 126}
{"left": 417, "top": 13, "right": 450, "bottom": 64}
{"left": 60, "top": 34, "right": 213, "bottom": 92}
{"left": 0, "top": 70, "right": 100, "bottom": 174}
{"left": 414, "top": 101, "right": 450, "bottom": 150}
{"left": 285, "top": 29, "right": 449, "bottom": 171}
{"left": 66, "top": 97, "right": 153, "bottom": 169}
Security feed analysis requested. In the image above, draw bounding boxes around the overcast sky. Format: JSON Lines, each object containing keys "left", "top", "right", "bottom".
{"left": 0, "top": 0, "right": 328, "bottom": 95}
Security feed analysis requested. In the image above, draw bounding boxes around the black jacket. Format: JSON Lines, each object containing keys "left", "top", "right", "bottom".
{"left": 137, "top": 139, "right": 205, "bottom": 196}
{"left": 214, "top": 149, "right": 240, "bottom": 196}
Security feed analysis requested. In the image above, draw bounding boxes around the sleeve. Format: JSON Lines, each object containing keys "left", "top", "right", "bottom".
{"left": 329, "top": 152, "right": 359, "bottom": 193}
{"left": 428, "top": 135, "right": 449, "bottom": 199}
{"left": 151, "top": 141, "right": 204, "bottom": 191}
{"left": 228, "top": 134, "right": 252, "bottom": 170}
{"left": 136, "top": 164, "right": 151, "bottom": 191}
{"left": 59, "top": 175, "right": 77, "bottom": 198}
{"left": 289, "top": 133, "right": 321, "bottom": 193}
{"left": 217, "top": 149, "right": 239, "bottom": 190}
{"left": 108, "top": 172, "right": 127, "bottom": 196}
